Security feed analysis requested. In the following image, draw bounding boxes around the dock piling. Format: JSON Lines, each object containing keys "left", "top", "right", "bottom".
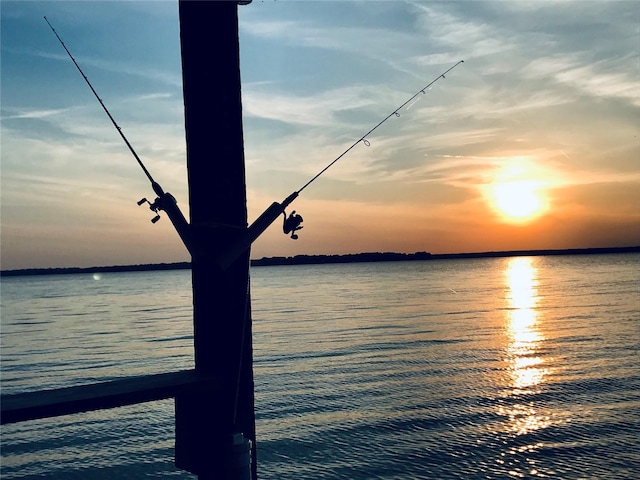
{"left": 175, "top": 1, "right": 256, "bottom": 478}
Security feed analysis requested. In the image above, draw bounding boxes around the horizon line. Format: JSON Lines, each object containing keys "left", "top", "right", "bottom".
{"left": 2, "top": 246, "right": 639, "bottom": 277}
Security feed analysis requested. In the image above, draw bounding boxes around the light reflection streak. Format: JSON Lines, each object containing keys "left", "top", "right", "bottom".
{"left": 505, "top": 257, "right": 548, "bottom": 397}
{"left": 495, "top": 257, "right": 552, "bottom": 476}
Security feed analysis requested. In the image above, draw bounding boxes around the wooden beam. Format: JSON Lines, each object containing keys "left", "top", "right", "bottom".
{"left": 176, "top": 1, "right": 256, "bottom": 478}
{"left": 1, "top": 369, "right": 218, "bottom": 425}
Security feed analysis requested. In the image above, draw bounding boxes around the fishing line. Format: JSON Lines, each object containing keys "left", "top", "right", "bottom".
{"left": 405, "top": 95, "right": 424, "bottom": 111}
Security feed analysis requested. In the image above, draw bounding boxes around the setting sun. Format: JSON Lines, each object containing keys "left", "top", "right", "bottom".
{"left": 491, "top": 180, "right": 546, "bottom": 223}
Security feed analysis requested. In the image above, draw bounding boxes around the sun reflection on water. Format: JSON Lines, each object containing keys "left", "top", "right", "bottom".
{"left": 495, "top": 257, "right": 553, "bottom": 476}
{"left": 504, "top": 256, "right": 548, "bottom": 397}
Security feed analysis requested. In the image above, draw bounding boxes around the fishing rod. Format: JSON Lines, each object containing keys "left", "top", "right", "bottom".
{"left": 215, "top": 60, "right": 464, "bottom": 271}
{"left": 44, "top": 17, "right": 197, "bottom": 257}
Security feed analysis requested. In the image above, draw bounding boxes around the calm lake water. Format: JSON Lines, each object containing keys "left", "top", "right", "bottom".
{"left": 1, "top": 254, "right": 639, "bottom": 479}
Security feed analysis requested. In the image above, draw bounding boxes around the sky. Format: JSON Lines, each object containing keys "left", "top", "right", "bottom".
{"left": 1, "top": 0, "right": 639, "bottom": 270}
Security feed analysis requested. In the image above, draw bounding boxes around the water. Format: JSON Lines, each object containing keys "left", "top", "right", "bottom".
{"left": 1, "top": 254, "right": 639, "bottom": 479}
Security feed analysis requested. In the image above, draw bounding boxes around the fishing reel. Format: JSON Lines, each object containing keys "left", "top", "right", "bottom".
{"left": 137, "top": 190, "right": 195, "bottom": 257}
{"left": 137, "top": 197, "right": 161, "bottom": 223}
{"left": 282, "top": 210, "right": 303, "bottom": 239}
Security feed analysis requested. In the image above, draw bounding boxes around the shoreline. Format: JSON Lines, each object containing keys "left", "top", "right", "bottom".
{"left": 1, "top": 246, "right": 638, "bottom": 277}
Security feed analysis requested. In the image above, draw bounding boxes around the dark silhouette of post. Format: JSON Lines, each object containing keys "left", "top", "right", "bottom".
{"left": 175, "top": 1, "right": 256, "bottom": 479}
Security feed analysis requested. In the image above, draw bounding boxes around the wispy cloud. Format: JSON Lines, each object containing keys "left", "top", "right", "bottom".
{"left": 243, "top": 87, "right": 375, "bottom": 127}
{"left": 522, "top": 55, "right": 640, "bottom": 106}
{"left": 556, "top": 62, "right": 640, "bottom": 106}
{"left": 2, "top": 106, "right": 72, "bottom": 120}
{"left": 240, "top": 5, "right": 458, "bottom": 78}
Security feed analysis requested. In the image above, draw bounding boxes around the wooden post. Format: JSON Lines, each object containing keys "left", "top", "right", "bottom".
{"left": 175, "top": 1, "right": 256, "bottom": 479}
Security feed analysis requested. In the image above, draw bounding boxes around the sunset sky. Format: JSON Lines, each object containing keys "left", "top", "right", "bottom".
{"left": 1, "top": 1, "right": 639, "bottom": 270}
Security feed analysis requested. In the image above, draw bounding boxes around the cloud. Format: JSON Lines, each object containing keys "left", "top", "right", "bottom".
{"left": 522, "top": 55, "right": 640, "bottom": 106}
{"left": 1, "top": 106, "right": 72, "bottom": 120}
{"left": 410, "top": 2, "right": 510, "bottom": 59}
{"left": 556, "top": 63, "right": 640, "bottom": 106}
{"left": 240, "top": 3, "right": 462, "bottom": 78}
{"left": 243, "top": 86, "right": 376, "bottom": 127}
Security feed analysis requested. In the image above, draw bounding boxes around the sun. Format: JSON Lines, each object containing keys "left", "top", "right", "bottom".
{"left": 491, "top": 180, "right": 546, "bottom": 223}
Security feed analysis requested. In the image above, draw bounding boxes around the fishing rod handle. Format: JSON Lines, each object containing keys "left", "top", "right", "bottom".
{"left": 155, "top": 192, "right": 199, "bottom": 258}
{"left": 215, "top": 192, "right": 299, "bottom": 271}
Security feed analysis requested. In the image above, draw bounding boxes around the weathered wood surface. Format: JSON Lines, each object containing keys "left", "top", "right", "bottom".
{"left": 1, "top": 369, "right": 218, "bottom": 425}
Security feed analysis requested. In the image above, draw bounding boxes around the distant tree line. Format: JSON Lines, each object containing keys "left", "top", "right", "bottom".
{"left": 0, "top": 262, "right": 192, "bottom": 277}
{"left": 1, "top": 246, "right": 638, "bottom": 277}
{"left": 251, "top": 246, "right": 639, "bottom": 266}
{"left": 251, "top": 251, "right": 433, "bottom": 266}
